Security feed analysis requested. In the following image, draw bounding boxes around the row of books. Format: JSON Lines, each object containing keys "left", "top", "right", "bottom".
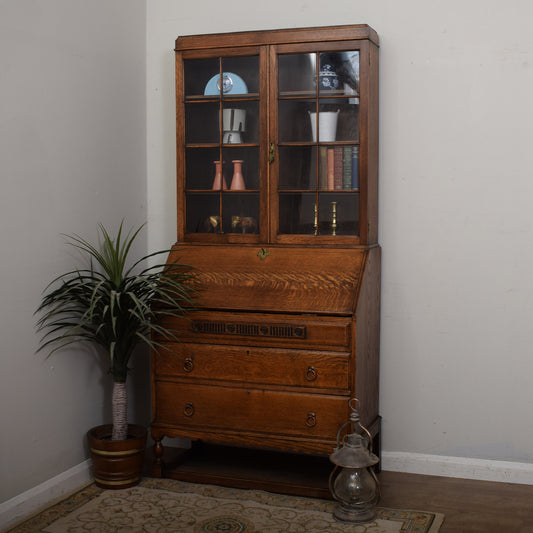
{"left": 319, "top": 146, "right": 359, "bottom": 191}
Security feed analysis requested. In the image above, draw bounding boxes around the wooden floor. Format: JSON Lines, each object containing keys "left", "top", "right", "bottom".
{"left": 378, "top": 470, "right": 533, "bottom": 533}
{"left": 150, "top": 444, "right": 533, "bottom": 532}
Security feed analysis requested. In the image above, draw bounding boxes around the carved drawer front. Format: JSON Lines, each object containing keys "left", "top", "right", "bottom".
{"left": 154, "top": 381, "right": 348, "bottom": 440}
{"left": 154, "top": 343, "right": 349, "bottom": 390}
{"left": 161, "top": 313, "right": 351, "bottom": 350}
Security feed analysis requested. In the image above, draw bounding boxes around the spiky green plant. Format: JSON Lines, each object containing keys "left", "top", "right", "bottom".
{"left": 35, "top": 222, "right": 197, "bottom": 440}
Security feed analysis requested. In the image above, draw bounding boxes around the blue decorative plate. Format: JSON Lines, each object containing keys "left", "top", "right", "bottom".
{"left": 204, "top": 72, "right": 248, "bottom": 95}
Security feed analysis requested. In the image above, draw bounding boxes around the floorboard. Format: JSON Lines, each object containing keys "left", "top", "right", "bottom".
{"left": 378, "top": 470, "right": 533, "bottom": 533}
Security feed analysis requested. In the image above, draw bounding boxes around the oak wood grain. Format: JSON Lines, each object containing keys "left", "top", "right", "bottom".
{"left": 153, "top": 24, "right": 381, "bottom": 489}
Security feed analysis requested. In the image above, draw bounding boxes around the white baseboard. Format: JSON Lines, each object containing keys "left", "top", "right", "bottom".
{"left": 0, "top": 459, "right": 92, "bottom": 530}
{"left": 382, "top": 451, "right": 533, "bottom": 485}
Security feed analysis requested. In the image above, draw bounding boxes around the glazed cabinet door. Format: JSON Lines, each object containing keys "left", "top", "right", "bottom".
{"left": 270, "top": 40, "right": 377, "bottom": 245}
{"left": 176, "top": 48, "right": 268, "bottom": 242}
{"left": 176, "top": 31, "right": 378, "bottom": 246}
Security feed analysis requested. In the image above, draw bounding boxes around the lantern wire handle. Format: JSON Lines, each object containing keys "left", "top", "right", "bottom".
{"left": 334, "top": 398, "right": 373, "bottom": 451}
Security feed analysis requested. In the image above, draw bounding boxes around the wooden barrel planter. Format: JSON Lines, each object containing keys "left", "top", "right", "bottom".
{"left": 87, "top": 424, "right": 147, "bottom": 489}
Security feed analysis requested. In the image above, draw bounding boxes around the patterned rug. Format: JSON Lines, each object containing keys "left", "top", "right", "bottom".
{"left": 4, "top": 478, "right": 444, "bottom": 533}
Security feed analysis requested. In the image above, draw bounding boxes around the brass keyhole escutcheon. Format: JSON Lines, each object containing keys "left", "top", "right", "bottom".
{"left": 257, "top": 248, "right": 270, "bottom": 260}
{"left": 268, "top": 142, "right": 276, "bottom": 163}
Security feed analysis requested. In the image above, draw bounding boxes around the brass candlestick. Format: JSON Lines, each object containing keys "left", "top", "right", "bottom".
{"left": 331, "top": 201, "right": 337, "bottom": 236}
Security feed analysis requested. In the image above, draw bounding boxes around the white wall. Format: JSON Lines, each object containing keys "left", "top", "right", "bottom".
{"left": 0, "top": 0, "right": 147, "bottom": 504}
{"left": 147, "top": 0, "right": 533, "bottom": 468}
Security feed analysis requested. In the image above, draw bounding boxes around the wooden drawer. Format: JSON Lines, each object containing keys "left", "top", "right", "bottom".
{"left": 154, "top": 343, "right": 349, "bottom": 391}
{"left": 158, "top": 311, "right": 352, "bottom": 350}
{"left": 153, "top": 381, "right": 348, "bottom": 441}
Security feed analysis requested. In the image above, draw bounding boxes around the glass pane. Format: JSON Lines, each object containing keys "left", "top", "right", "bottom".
{"left": 186, "top": 193, "right": 221, "bottom": 233}
{"left": 279, "top": 193, "right": 317, "bottom": 235}
{"left": 309, "top": 104, "right": 338, "bottom": 143}
{"left": 278, "top": 192, "right": 360, "bottom": 236}
{"left": 222, "top": 147, "right": 259, "bottom": 190}
{"left": 185, "top": 102, "right": 219, "bottom": 144}
{"left": 279, "top": 146, "right": 317, "bottom": 190}
{"left": 186, "top": 147, "right": 221, "bottom": 190}
{"left": 223, "top": 193, "right": 260, "bottom": 234}
{"left": 279, "top": 99, "right": 315, "bottom": 143}
{"left": 279, "top": 53, "right": 315, "bottom": 95}
{"left": 184, "top": 58, "right": 220, "bottom": 98}
{"left": 318, "top": 192, "right": 359, "bottom": 236}
{"left": 308, "top": 103, "right": 359, "bottom": 143}
{"left": 318, "top": 51, "right": 359, "bottom": 96}
{"left": 222, "top": 101, "right": 259, "bottom": 144}
{"left": 333, "top": 104, "right": 359, "bottom": 142}
{"left": 318, "top": 145, "right": 359, "bottom": 191}
{"left": 222, "top": 56, "right": 259, "bottom": 96}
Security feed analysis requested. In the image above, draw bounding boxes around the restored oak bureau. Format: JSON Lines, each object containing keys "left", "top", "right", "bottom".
{"left": 151, "top": 24, "right": 380, "bottom": 496}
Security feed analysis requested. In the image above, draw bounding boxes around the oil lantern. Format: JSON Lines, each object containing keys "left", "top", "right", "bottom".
{"left": 329, "top": 398, "right": 380, "bottom": 523}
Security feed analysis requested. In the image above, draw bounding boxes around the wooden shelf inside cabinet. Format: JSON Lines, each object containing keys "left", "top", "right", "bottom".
{"left": 185, "top": 189, "right": 261, "bottom": 193}
{"left": 186, "top": 93, "right": 260, "bottom": 100}
{"left": 279, "top": 91, "right": 359, "bottom": 98}
{"left": 154, "top": 24, "right": 380, "bottom": 496}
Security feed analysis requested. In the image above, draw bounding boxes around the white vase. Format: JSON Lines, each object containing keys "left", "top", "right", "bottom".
{"left": 309, "top": 109, "right": 340, "bottom": 142}
{"left": 222, "top": 108, "right": 246, "bottom": 143}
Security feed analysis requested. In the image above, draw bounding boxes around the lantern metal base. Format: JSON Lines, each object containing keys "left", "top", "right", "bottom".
{"left": 333, "top": 505, "right": 376, "bottom": 524}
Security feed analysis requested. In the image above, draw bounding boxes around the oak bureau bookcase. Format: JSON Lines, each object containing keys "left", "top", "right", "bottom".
{"left": 151, "top": 24, "right": 380, "bottom": 496}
